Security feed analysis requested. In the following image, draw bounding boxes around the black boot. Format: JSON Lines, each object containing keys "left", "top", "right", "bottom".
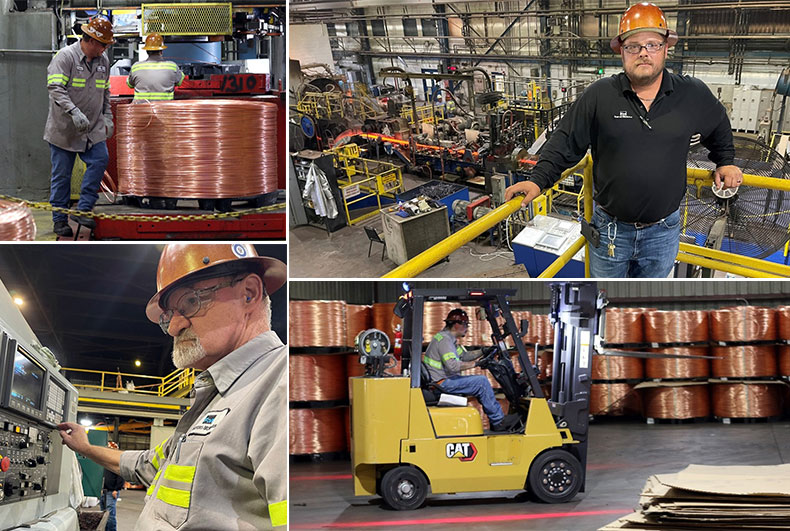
{"left": 53, "top": 221, "right": 73, "bottom": 237}
{"left": 69, "top": 211, "right": 96, "bottom": 229}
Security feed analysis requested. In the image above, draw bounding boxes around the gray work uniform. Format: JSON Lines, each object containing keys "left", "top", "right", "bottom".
{"left": 423, "top": 330, "right": 480, "bottom": 381}
{"left": 127, "top": 57, "right": 185, "bottom": 101}
{"left": 119, "top": 331, "right": 287, "bottom": 530}
{"left": 44, "top": 41, "right": 111, "bottom": 152}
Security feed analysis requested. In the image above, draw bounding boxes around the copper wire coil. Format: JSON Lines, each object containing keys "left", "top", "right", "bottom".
{"left": 289, "top": 407, "right": 348, "bottom": 455}
{"left": 709, "top": 306, "right": 777, "bottom": 341}
{"left": 116, "top": 99, "right": 278, "bottom": 198}
{"left": 423, "top": 302, "right": 454, "bottom": 343}
{"left": 530, "top": 314, "right": 554, "bottom": 346}
{"left": 644, "top": 310, "right": 710, "bottom": 343}
{"left": 289, "top": 301, "right": 347, "bottom": 347}
{"left": 641, "top": 385, "right": 710, "bottom": 419}
{"left": 0, "top": 201, "right": 36, "bottom": 241}
{"left": 646, "top": 346, "right": 711, "bottom": 379}
{"left": 780, "top": 346, "right": 790, "bottom": 376}
{"left": 590, "top": 383, "right": 641, "bottom": 416}
{"left": 592, "top": 352, "right": 644, "bottom": 380}
{"left": 346, "top": 354, "right": 366, "bottom": 380}
{"left": 510, "top": 311, "right": 532, "bottom": 346}
{"left": 777, "top": 306, "right": 790, "bottom": 339}
{"left": 346, "top": 304, "right": 372, "bottom": 347}
{"left": 462, "top": 365, "right": 499, "bottom": 390}
{"left": 711, "top": 383, "right": 783, "bottom": 418}
{"left": 604, "top": 308, "right": 645, "bottom": 344}
{"left": 468, "top": 397, "right": 510, "bottom": 429}
{"left": 372, "top": 303, "right": 401, "bottom": 340}
{"left": 538, "top": 351, "right": 553, "bottom": 380}
{"left": 711, "top": 345, "right": 777, "bottom": 378}
{"left": 289, "top": 354, "right": 348, "bottom": 401}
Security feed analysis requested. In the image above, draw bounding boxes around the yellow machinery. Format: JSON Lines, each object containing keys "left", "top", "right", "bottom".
{"left": 351, "top": 283, "right": 604, "bottom": 509}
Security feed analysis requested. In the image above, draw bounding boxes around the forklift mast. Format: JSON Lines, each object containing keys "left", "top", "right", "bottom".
{"left": 547, "top": 282, "right": 605, "bottom": 481}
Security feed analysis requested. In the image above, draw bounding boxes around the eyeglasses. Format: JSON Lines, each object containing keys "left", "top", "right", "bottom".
{"left": 158, "top": 276, "right": 243, "bottom": 334}
{"left": 622, "top": 41, "right": 665, "bottom": 55}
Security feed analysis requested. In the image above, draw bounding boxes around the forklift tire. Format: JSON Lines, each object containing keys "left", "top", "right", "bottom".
{"left": 380, "top": 466, "right": 428, "bottom": 510}
{"left": 526, "top": 449, "right": 582, "bottom": 504}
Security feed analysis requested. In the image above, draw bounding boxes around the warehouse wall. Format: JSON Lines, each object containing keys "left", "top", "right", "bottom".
{"left": 0, "top": 10, "right": 54, "bottom": 199}
{"left": 289, "top": 23, "right": 334, "bottom": 74}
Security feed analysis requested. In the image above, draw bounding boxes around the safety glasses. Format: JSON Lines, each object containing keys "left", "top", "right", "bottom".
{"left": 158, "top": 276, "right": 244, "bottom": 334}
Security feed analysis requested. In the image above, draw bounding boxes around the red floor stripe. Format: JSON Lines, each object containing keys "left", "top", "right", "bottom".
{"left": 291, "top": 474, "right": 354, "bottom": 481}
{"left": 290, "top": 509, "right": 630, "bottom": 528}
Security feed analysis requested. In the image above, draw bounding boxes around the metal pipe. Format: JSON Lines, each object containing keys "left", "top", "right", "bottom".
{"left": 0, "top": 49, "right": 55, "bottom": 54}
{"left": 678, "top": 243, "right": 790, "bottom": 277}
{"left": 686, "top": 167, "right": 790, "bottom": 192}
{"left": 537, "top": 236, "right": 586, "bottom": 278}
{"left": 582, "top": 154, "right": 593, "bottom": 278}
{"left": 676, "top": 252, "right": 787, "bottom": 278}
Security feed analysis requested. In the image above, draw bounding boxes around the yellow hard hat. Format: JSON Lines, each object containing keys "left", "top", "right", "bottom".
{"left": 610, "top": 3, "right": 678, "bottom": 53}
{"left": 143, "top": 33, "right": 166, "bottom": 51}
{"left": 145, "top": 244, "right": 286, "bottom": 322}
{"left": 81, "top": 17, "right": 115, "bottom": 45}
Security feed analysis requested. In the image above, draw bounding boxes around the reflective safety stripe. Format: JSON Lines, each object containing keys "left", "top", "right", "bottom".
{"left": 147, "top": 468, "right": 162, "bottom": 496}
{"left": 47, "top": 74, "right": 69, "bottom": 86}
{"left": 441, "top": 352, "right": 458, "bottom": 362}
{"left": 126, "top": 77, "right": 133, "bottom": 88}
{"left": 131, "top": 62, "right": 179, "bottom": 72}
{"left": 95, "top": 80, "right": 110, "bottom": 89}
{"left": 456, "top": 345, "right": 465, "bottom": 355}
{"left": 423, "top": 356, "right": 442, "bottom": 369}
{"left": 134, "top": 92, "right": 174, "bottom": 100}
{"left": 156, "top": 484, "right": 191, "bottom": 508}
{"left": 71, "top": 77, "right": 86, "bottom": 87}
{"left": 433, "top": 333, "right": 444, "bottom": 341}
{"left": 152, "top": 441, "right": 166, "bottom": 470}
{"left": 268, "top": 499, "right": 287, "bottom": 527}
{"left": 163, "top": 464, "right": 196, "bottom": 484}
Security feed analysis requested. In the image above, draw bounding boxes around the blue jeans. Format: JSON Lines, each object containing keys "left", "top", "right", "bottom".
{"left": 49, "top": 142, "right": 108, "bottom": 222}
{"left": 589, "top": 206, "right": 681, "bottom": 278}
{"left": 441, "top": 375, "right": 504, "bottom": 426}
{"left": 100, "top": 491, "right": 118, "bottom": 531}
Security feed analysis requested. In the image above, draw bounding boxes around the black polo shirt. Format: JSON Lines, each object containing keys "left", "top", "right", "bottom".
{"left": 529, "top": 69, "right": 735, "bottom": 223}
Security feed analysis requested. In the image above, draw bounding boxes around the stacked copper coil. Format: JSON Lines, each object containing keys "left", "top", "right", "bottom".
{"left": 711, "top": 344, "right": 777, "bottom": 378}
{"left": 644, "top": 310, "right": 710, "bottom": 343}
{"left": 289, "top": 354, "right": 348, "bottom": 401}
{"left": 116, "top": 100, "right": 278, "bottom": 198}
{"left": 0, "top": 200, "right": 36, "bottom": 241}
{"left": 711, "top": 383, "right": 783, "bottom": 418}
{"left": 468, "top": 397, "right": 510, "bottom": 429}
{"left": 538, "top": 351, "right": 554, "bottom": 380}
{"left": 779, "top": 306, "right": 790, "bottom": 376}
{"left": 647, "top": 347, "right": 710, "bottom": 379}
{"left": 422, "top": 302, "right": 454, "bottom": 343}
{"left": 594, "top": 308, "right": 646, "bottom": 380}
{"left": 346, "top": 354, "right": 366, "bottom": 380}
{"left": 709, "top": 306, "right": 777, "bottom": 341}
{"left": 529, "top": 314, "right": 554, "bottom": 346}
{"left": 346, "top": 304, "right": 372, "bottom": 347}
{"left": 372, "top": 302, "right": 401, "bottom": 340}
{"left": 289, "top": 408, "right": 348, "bottom": 455}
{"left": 780, "top": 346, "right": 790, "bottom": 376}
{"left": 289, "top": 301, "right": 347, "bottom": 347}
{"left": 590, "top": 383, "right": 641, "bottom": 416}
{"left": 641, "top": 384, "right": 710, "bottom": 419}
{"left": 510, "top": 311, "right": 532, "bottom": 345}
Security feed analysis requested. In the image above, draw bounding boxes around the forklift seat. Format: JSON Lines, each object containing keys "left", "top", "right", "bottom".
{"left": 419, "top": 362, "right": 466, "bottom": 406}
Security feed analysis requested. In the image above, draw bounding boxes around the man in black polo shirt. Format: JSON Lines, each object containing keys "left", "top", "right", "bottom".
{"left": 505, "top": 2, "right": 743, "bottom": 278}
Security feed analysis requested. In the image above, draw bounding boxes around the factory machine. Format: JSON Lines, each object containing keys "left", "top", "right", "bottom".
{"left": 0, "top": 280, "right": 79, "bottom": 530}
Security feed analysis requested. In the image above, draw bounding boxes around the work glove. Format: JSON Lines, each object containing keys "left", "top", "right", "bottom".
{"left": 69, "top": 108, "right": 90, "bottom": 133}
{"left": 104, "top": 113, "right": 114, "bottom": 138}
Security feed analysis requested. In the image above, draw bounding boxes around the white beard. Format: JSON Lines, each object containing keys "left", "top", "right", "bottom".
{"left": 172, "top": 328, "right": 207, "bottom": 369}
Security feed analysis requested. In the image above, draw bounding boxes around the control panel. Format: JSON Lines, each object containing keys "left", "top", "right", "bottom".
{"left": 0, "top": 410, "right": 59, "bottom": 504}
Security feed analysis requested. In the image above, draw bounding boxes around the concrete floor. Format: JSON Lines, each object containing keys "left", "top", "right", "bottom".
{"left": 114, "top": 488, "right": 146, "bottom": 531}
{"left": 290, "top": 420, "right": 790, "bottom": 530}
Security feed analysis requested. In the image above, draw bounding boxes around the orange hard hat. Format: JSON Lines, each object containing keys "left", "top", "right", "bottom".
{"left": 107, "top": 441, "right": 119, "bottom": 449}
{"left": 145, "top": 244, "right": 287, "bottom": 322}
{"left": 81, "top": 17, "right": 115, "bottom": 45}
{"left": 610, "top": 3, "right": 678, "bottom": 53}
{"left": 143, "top": 33, "right": 166, "bottom": 51}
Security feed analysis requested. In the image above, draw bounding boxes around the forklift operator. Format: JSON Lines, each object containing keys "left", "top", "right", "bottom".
{"left": 423, "top": 309, "right": 506, "bottom": 431}
{"left": 57, "top": 243, "right": 288, "bottom": 530}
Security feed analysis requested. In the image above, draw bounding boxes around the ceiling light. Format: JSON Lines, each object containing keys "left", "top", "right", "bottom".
{"left": 135, "top": 360, "right": 142, "bottom": 367}
{"left": 13, "top": 297, "right": 23, "bottom": 306}
{"left": 80, "top": 418, "right": 93, "bottom": 427}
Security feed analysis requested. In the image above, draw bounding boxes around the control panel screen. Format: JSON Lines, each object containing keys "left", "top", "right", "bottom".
{"left": 11, "top": 349, "right": 44, "bottom": 411}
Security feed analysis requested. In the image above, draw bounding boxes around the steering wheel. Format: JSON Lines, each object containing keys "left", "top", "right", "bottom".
{"left": 475, "top": 345, "right": 501, "bottom": 368}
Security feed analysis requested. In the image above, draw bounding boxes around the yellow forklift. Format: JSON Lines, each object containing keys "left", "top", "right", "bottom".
{"left": 351, "top": 282, "right": 605, "bottom": 510}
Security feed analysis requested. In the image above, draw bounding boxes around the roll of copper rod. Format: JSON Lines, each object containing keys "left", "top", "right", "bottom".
{"left": 644, "top": 310, "right": 710, "bottom": 343}
{"left": 346, "top": 354, "right": 366, "bottom": 379}
{"left": 604, "top": 308, "right": 645, "bottom": 344}
{"left": 468, "top": 397, "right": 510, "bottom": 429}
{"left": 289, "top": 408, "right": 348, "bottom": 455}
{"left": 642, "top": 385, "right": 710, "bottom": 419}
{"left": 711, "top": 345, "right": 777, "bottom": 378}
{"left": 592, "top": 352, "right": 644, "bottom": 380}
{"left": 711, "top": 383, "right": 783, "bottom": 418}
{"left": 590, "top": 383, "right": 641, "bottom": 416}
{"left": 530, "top": 314, "right": 554, "bottom": 346}
{"left": 423, "top": 302, "right": 453, "bottom": 343}
{"left": 709, "top": 306, "right": 777, "bottom": 342}
{"left": 289, "top": 354, "right": 348, "bottom": 402}
{"left": 538, "top": 351, "right": 554, "bottom": 380}
{"left": 346, "top": 304, "right": 372, "bottom": 347}
{"left": 646, "top": 347, "right": 710, "bottom": 379}
{"left": 372, "top": 303, "right": 400, "bottom": 340}
{"left": 0, "top": 200, "right": 36, "bottom": 241}
{"left": 116, "top": 99, "right": 278, "bottom": 198}
{"left": 289, "top": 301, "right": 347, "bottom": 347}
{"left": 777, "top": 306, "right": 790, "bottom": 339}
{"left": 779, "top": 346, "right": 790, "bottom": 377}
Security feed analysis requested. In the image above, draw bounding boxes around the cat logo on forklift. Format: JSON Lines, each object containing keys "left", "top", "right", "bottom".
{"left": 446, "top": 442, "right": 477, "bottom": 461}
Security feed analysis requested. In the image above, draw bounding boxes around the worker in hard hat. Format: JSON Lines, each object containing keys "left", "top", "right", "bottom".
{"left": 423, "top": 309, "right": 507, "bottom": 431}
{"left": 505, "top": 2, "right": 743, "bottom": 278}
{"left": 127, "top": 33, "right": 185, "bottom": 101}
{"left": 100, "top": 441, "right": 124, "bottom": 531}
{"left": 57, "top": 244, "right": 288, "bottom": 530}
{"left": 44, "top": 16, "right": 115, "bottom": 237}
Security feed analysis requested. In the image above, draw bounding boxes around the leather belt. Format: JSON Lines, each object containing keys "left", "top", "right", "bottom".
{"left": 435, "top": 378, "right": 446, "bottom": 385}
{"left": 600, "top": 207, "right": 662, "bottom": 229}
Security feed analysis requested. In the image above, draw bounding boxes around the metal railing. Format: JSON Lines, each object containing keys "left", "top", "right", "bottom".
{"left": 62, "top": 367, "right": 196, "bottom": 397}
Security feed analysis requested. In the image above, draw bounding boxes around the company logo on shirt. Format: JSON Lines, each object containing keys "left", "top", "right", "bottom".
{"left": 187, "top": 408, "right": 230, "bottom": 436}
{"left": 613, "top": 111, "right": 633, "bottom": 119}
{"left": 690, "top": 133, "right": 702, "bottom": 146}
{"left": 76, "top": 66, "right": 85, "bottom": 71}
{"left": 446, "top": 442, "right": 477, "bottom": 462}
{"left": 97, "top": 65, "right": 107, "bottom": 72}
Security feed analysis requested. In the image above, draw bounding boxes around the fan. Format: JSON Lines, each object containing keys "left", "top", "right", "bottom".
{"left": 682, "top": 133, "right": 790, "bottom": 262}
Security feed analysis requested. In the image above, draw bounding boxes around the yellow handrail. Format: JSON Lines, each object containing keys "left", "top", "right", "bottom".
{"left": 62, "top": 367, "right": 195, "bottom": 397}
